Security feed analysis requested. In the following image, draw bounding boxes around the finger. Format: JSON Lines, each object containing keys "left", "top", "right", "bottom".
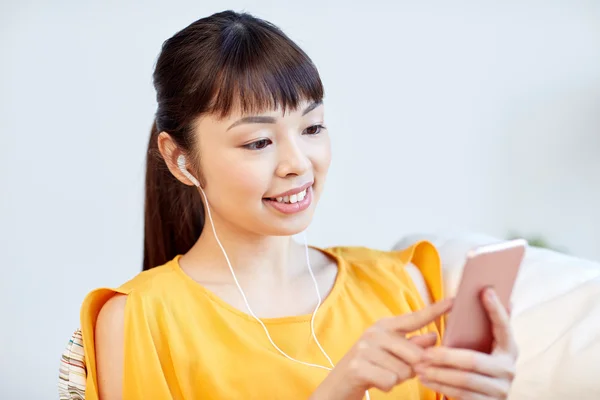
{"left": 366, "top": 347, "right": 413, "bottom": 382}
{"left": 358, "top": 361, "right": 401, "bottom": 393}
{"left": 482, "top": 288, "right": 517, "bottom": 354}
{"left": 386, "top": 298, "right": 453, "bottom": 333}
{"left": 419, "top": 347, "right": 515, "bottom": 380}
{"left": 416, "top": 365, "right": 510, "bottom": 398}
{"left": 408, "top": 332, "right": 438, "bottom": 348}
{"left": 376, "top": 331, "right": 426, "bottom": 365}
{"left": 419, "top": 379, "right": 495, "bottom": 400}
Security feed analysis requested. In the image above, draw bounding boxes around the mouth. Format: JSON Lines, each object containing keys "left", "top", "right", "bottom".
{"left": 263, "top": 184, "right": 314, "bottom": 214}
{"left": 264, "top": 181, "right": 313, "bottom": 204}
{"left": 265, "top": 187, "right": 309, "bottom": 204}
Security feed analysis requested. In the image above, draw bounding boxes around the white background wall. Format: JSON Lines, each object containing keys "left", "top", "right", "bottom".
{"left": 1, "top": 0, "right": 599, "bottom": 398}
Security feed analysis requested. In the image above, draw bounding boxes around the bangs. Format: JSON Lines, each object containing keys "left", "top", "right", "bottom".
{"left": 207, "top": 22, "right": 324, "bottom": 118}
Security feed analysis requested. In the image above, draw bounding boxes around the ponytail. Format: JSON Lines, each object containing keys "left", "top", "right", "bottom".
{"left": 143, "top": 119, "right": 205, "bottom": 271}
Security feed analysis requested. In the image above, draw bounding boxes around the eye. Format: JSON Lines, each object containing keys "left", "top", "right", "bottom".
{"left": 303, "top": 124, "right": 326, "bottom": 135}
{"left": 243, "top": 138, "right": 272, "bottom": 151}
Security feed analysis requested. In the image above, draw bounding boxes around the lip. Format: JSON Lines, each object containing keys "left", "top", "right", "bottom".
{"left": 265, "top": 181, "right": 314, "bottom": 199}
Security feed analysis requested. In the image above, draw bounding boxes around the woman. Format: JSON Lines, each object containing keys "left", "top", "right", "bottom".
{"left": 79, "top": 10, "right": 517, "bottom": 400}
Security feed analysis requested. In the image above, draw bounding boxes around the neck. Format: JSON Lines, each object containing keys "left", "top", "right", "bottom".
{"left": 183, "top": 214, "right": 308, "bottom": 285}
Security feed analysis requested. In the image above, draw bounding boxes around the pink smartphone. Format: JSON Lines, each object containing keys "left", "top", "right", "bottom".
{"left": 442, "top": 239, "right": 527, "bottom": 354}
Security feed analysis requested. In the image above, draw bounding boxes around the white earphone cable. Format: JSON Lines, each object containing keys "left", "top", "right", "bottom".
{"left": 199, "top": 187, "right": 333, "bottom": 371}
{"left": 179, "top": 155, "right": 369, "bottom": 399}
{"left": 302, "top": 231, "right": 336, "bottom": 369}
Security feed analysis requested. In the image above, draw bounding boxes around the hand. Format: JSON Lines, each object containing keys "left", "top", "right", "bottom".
{"left": 415, "top": 288, "right": 518, "bottom": 400}
{"left": 311, "top": 298, "right": 453, "bottom": 400}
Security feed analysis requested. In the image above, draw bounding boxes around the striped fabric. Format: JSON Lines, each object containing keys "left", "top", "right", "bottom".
{"left": 58, "top": 329, "right": 87, "bottom": 399}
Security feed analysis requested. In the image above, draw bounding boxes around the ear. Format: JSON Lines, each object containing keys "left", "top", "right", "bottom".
{"left": 156, "top": 131, "right": 198, "bottom": 187}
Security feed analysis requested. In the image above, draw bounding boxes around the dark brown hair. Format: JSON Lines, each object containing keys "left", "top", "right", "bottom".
{"left": 143, "top": 11, "right": 324, "bottom": 270}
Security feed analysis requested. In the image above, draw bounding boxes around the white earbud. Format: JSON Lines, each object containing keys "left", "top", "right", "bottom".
{"left": 177, "top": 154, "right": 201, "bottom": 187}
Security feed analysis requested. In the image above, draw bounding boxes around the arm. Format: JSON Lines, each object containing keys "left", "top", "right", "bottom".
{"left": 95, "top": 294, "right": 128, "bottom": 400}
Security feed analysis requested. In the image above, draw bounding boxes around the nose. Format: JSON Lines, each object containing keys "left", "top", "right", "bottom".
{"left": 275, "top": 136, "right": 311, "bottom": 178}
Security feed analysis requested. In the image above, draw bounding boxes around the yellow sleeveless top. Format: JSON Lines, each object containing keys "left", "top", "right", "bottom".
{"left": 80, "top": 241, "right": 445, "bottom": 399}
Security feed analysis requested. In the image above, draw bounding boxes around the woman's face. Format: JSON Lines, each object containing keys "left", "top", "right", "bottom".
{"left": 191, "top": 100, "right": 331, "bottom": 237}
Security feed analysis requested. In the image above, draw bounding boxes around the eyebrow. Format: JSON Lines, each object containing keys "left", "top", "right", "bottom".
{"left": 226, "top": 101, "right": 323, "bottom": 131}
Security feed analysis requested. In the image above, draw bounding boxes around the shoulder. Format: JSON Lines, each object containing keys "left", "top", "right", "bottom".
{"left": 325, "top": 241, "right": 439, "bottom": 272}
{"left": 78, "top": 259, "right": 181, "bottom": 398}
{"left": 92, "top": 259, "right": 180, "bottom": 330}
{"left": 79, "top": 258, "right": 181, "bottom": 338}
{"left": 92, "top": 272, "right": 179, "bottom": 396}
{"left": 118, "top": 258, "right": 181, "bottom": 295}
{"left": 95, "top": 291, "right": 127, "bottom": 339}
{"left": 82, "top": 258, "right": 180, "bottom": 307}
{"left": 325, "top": 241, "right": 442, "bottom": 305}
{"left": 96, "top": 293, "right": 128, "bottom": 328}
{"left": 324, "top": 246, "right": 406, "bottom": 267}
{"left": 97, "top": 292, "right": 127, "bottom": 320}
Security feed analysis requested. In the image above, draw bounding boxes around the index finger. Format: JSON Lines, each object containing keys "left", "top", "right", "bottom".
{"left": 386, "top": 298, "right": 453, "bottom": 333}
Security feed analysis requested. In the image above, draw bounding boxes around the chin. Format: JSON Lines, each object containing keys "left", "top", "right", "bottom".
{"left": 262, "top": 212, "right": 315, "bottom": 237}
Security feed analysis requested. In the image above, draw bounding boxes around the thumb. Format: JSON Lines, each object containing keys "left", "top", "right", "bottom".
{"left": 482, "top": 288, "right": 517, "bottom": 354}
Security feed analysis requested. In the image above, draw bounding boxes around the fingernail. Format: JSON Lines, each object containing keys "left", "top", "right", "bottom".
{"left": 486, "top": 288, "right": 497, "bottom": 301}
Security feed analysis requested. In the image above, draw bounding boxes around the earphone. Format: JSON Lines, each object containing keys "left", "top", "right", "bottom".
{"left": 177, "top": 155, "right": 201, "bottom": 187}
{"left": 176, "top": 154, "right": 370, "bottom": 399}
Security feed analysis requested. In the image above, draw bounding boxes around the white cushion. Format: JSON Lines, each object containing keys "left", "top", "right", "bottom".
{"left": 394, "top": 232, "right": 600, "bottom": 400}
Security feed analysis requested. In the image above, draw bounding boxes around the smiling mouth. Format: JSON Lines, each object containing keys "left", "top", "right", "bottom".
{"left": 265, "top": 187, "right": 309, "bottom": 204}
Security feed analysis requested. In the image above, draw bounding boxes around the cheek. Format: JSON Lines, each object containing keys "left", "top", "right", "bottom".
{"left": 209, "top": 153, "right": 269, "bottom": 198}
{"left": 311, "top": 137, "right": 332, "bottom": 173}
{"left": 229, "top": 168, "right": 262, "bottom": 194}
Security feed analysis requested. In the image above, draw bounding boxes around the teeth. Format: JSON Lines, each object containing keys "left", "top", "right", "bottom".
{"left": 273, "top": 188, "right": 309, "bottom": 204}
